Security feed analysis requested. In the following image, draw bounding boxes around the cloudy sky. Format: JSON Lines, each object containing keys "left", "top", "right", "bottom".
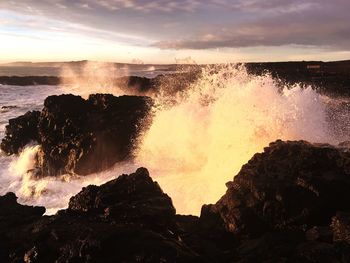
{"left": 0, "top": 0, "right": 349, "bottom": 63}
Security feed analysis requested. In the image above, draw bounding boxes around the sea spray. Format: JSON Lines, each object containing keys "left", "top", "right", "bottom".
{"left": 135, "top": 64, "right": 338, "bottom": 214}
{"left": 3, "top": 144, "right": 137, "bottom": 214}
{"left": 60, "top": 61, "right": 127, "bottom": 98}
{"left": 1, "top": 64, "right": 349, "bottom": 215}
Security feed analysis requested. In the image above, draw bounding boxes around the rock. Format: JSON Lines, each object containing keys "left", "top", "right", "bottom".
{"left": 296, "top": 241, "right": 338, "bottom": 263}
{"left": 203, "top": 140, "right": 350, "bottom": 237}
{"left": 305, "top": 226, "right": 333, "bottom": 242}
{"left": 0, "top": 193, "right": 45, "bottom": 261}
{"left": 0, "top": 168, "right": 219, "bottom": 262}
{"left": 24, "top": 246, "right": 39, "bottom": 263}
{"left": 339, "top": 141, "right": 350, "bottom": 148}
{"left": 1, "top": 105, "right": 18, "bottom": 110}
{"left": 68, "top": 167, "right": 176, "bottom": 225}
{"left": 0, "top": 192, "right": 45, "bottom": 229}
{"left": 0, "top": 111, "right": 40, "bottom": 155}
{"left": 41, "top": 94, "right": 153, "bottom": 176}
{"left": 36, "top": 94, "right": 94, "bottom": 176}
{"left": 236, "top": 230, "right": 304, "bottom": 262}
{"left": 246, "top": 60, "right": 350, "bottom": 97}
{"left": 198, "top": 140, "right": 350, "bottom": 262}
{"left": 1, "top": 94, "right": 153, "bottom": 176}
{"left": 0, "top": 76, "right": 60, "bottom": 86}
{"left": 331, "top": 212, "right": 350, "bottom": 244}
{"left": 2, "top": 140, "right": 350, "bottom": 262}
{"left": 0, "top": 74, "right": 194, "bottom": 96}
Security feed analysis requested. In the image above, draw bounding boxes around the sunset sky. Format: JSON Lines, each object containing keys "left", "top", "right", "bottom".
{"left": 0, "top": 0, "right": 349, "bottom": 64}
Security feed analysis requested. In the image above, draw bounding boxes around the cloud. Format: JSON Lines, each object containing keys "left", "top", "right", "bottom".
{"left": 0, "top": 0, "right": 318, "bottom": 16}
{"left": 0, "top": 0, "right": 202, "bottom": 14}
{"left": 221, "top": 0, "right": 319, "bottom": 13}
{"left": 0, "top": 0, "right": 349, "bottom": 53}
{"left": 0, "top": 0, "right": 204, "bottom": 42}
{"left": 93, "top": 0, "right": 201, "bottom": 12}
{"left": 0, "top": 9, "right": 151, "bottom": 46}
{"left": 152, "top": 0, "right": 350, "bottom": 50}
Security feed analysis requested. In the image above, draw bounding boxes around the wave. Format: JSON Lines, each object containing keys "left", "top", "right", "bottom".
{"left": 135, "top": 64, "right": 345, "bottom": 214}
{"left": 1, "top": 64, "right": 349, "bottom": 215}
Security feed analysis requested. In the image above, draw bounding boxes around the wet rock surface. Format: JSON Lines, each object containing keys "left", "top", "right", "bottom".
{"left": 1, "top": 111, "right": 40, "bottom": 155}
{"left": 206, "top": 140, "right": 350, "bottom": 235}
{"left": 1, "top": 141, "right": 350, "bottom": 262}
{"left": 0, "top": 168, "right": 231, "bottom": 262}
{"left": 1, "top": 94, "right": 153, "bottom": 176}
{"left": 202, "top": 140, "right": 350, "bottom": 261}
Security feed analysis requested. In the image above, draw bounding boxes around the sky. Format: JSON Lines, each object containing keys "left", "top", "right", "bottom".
{"left": 0, "top": 0, "right": 349, "bottom": 64}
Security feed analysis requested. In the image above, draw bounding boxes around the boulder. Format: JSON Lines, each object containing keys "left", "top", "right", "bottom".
{"left": 0, "top": 193, "right": 45, "bottom": 261}
{"left": 198, "top": 140, "right": 350, "bottom": 262}
{"left": 331, "top": 212, "right": 350, "bottom": 244}
{"left": 202, "top": 140, "right": 350, "bottom": 237}
{"left": 0, "top": 168, "right": 217, "bottom": 262}
{"left": 68, "top": 167, "right": 176, "bottom": 225}
{"left": 2, "top": 140, "right": 350, "bottom": 262}
{"left": 0, "top": 192, "right": 45, "bottom": 229}
{"left": 1, "top": 94, "right": 153, "bottom": 176}
{"left": 0, "top": 111, "right": 40, "bottom": 155}
{"left": 305, "top": 226, "right": 333, "bottom": 242}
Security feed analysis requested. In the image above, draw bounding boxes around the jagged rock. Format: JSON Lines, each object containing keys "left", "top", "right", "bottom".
{"left": 23, "top": 246, "right": 39, "bottom": 263}
{"left": 331, "top": 212, "right": 350, "bottom": 244}
{"left": 68, "top": 167, "right": 176, "bottom": 224}
{"left": 296, "top": 241, "right": 338, "bottom": 263}
{"left": 0, "top": 192, "right": 45, "bottom": 229}
{"left": 198, "top": 140, "right": 350, "bottom": 262}
{"left": 0, "top": 111, "right": 40, "bottom": 155}
{"left": 2, "top": 141, "right": 350, "bottom": 262}
{"left": 236, "top": 230, "right": 304, "bottom": 262}
{"left": 305, "top": 226, "right": 333, "bottom": 242}
{"left": 203, "top": 140, "right": 350, "bottom": 237}
{"left": 0, "top": 168, "right": 223, "bottom": 262}
{"left": 0, "top": 193, "right": 45, "bottom": 261}
{"left": 1, "top": 94, "right": 153, "bottom": 176}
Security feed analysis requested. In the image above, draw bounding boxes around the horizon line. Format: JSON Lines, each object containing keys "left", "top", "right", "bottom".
{"left": 1, "top": 58, "right": 350, "bottom": 66}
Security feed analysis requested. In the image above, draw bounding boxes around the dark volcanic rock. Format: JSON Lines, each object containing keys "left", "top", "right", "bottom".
{"left": 68, "top": 167, "right": 176, "bottom": 224}
{"left": 0, "top": 76, "right": 60, "bottom": 86}
{"left": 199, "top": 140, "right": 350, "bottom": 262}
{"left": 0, "top": 111, "right": 40, "bottom": 155}
{"left": 1, "top": 94, "right": 153, "bottom": 176}
{"left": 0, "top": 193, "right": 45, "bottom": 261}
{"left": 305, "top": 226, "right": 333, "bottom": 243}
{"left": 204, "top": 140, "right": 350, "bottom": 237}
{"left": 0, "top": 192, "right": 45, "bottom": 229}
{"left": 331, "top": 212, "right": 350, "bottom": 244}
{"left": 2, "top": 140, "right": 350, "bottom": 262}
{"left": 0, "top": 168, "right": 224, "bottom": 262}
{"left": 2, "top": 60, "right": 350, "bottom": 97}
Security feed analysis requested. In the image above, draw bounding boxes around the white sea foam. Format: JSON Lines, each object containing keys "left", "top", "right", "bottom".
{"left": 0, "top": 64, "right": 349, "bottom": 215}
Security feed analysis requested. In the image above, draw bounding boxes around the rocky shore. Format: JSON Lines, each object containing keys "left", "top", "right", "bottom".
{"left": 1, "top": 140, "right": 350, "bottom": 262}
{"left": 1, "top": 89, "right": 350, "bottom": 262}
{"left": 1, "top": 93, "right": 153, "bottom": 176}
{"left": 0, "top": 74, "right": 196, "bottom": 96}
{"left": 1, "top": 60, "right": 350, "bottom": 96}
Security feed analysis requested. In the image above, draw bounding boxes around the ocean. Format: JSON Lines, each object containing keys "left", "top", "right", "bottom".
{"left": 0, "top": 64, "right": 349, "bottom": 215}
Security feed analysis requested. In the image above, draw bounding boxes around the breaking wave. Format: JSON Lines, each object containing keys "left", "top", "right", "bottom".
{"left": 1, "top": 64, "right": 349, "bottom": 215}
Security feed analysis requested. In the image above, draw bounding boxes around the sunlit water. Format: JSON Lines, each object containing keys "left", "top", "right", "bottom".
{"left": 0, "top": 64, "right": 349, "bottom": 215}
